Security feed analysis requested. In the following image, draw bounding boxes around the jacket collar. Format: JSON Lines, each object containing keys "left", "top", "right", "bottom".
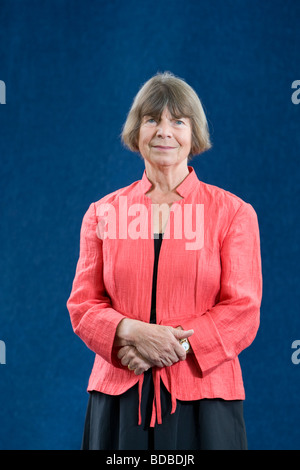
{"left": 139, "top": 165, "right": 199, "bottom": 199}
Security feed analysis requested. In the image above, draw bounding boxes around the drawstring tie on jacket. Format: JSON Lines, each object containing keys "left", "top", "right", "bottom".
{"left": 137, "top": 366, "right": 177, "bottom": 427}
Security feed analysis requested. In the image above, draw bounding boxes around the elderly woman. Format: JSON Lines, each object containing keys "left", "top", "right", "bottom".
{"left": 67, "top": 72, "right": 262, "bottom": 450}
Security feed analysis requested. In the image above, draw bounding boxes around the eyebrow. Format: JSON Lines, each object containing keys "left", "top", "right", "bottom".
{"left": 142, "top": 114, "right": 189, "bottom": 121}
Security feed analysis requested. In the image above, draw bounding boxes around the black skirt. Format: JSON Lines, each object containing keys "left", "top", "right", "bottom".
{"left": 81, "top": 368, "right": 247, "bottom": 450}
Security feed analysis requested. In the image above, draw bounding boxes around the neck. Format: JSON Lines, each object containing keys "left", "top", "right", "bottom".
{"left": 144, "top": 160, "right": 190, "bottom": 194}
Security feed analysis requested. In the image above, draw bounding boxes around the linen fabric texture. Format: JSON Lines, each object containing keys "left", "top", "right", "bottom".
{"left": 66, "top": 166, "right": 262, "bottom": 426}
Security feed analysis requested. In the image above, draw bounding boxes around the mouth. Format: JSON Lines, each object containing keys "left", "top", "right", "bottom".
{"left": 152, "top": 145, "right": 176, "bottom": 150}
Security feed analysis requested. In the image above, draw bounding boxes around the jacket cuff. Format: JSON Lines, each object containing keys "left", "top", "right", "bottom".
{"left": 180, "top": 313, "right": 229, "bottom": 376}
{"left": 71, "top": 305, "right": 126, "bottom": 366}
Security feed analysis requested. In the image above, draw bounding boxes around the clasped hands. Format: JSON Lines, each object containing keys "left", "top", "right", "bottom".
{"left": 114, "top": 318, "right": 194, "bottom": 375}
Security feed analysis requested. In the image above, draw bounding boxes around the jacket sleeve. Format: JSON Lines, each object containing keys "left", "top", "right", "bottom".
{"left": 66, "top": 202, "right": 126, "bottom": 364}
{"left": 181, "top": 202, "right": 263, "bottom": 376}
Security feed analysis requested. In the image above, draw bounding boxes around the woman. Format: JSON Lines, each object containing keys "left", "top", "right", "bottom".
{"left": 67, "top": 71, "right": 262, "bottom": 450}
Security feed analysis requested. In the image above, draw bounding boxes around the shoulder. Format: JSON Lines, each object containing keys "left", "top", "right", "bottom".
{"left": 82, "top": 179, "right": 141, "bottom": 220}
{"left": 199, "top": 179, "right": 246, "bottom": 206}
{"left": 196, "top": 180, "right": 259, "bottom": 232}
{"left": 199, "top": 180, "right": 256, "bottom": 211}
{"left": 80, "top": 179, "right": 141, "bottom": 233}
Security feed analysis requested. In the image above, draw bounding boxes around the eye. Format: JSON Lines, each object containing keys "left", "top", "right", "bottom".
{"left": 144, "top": 116, "right": 157, "bottom": 124}
{"left": 174, "top": 119, "right": 184, "bottom": 125}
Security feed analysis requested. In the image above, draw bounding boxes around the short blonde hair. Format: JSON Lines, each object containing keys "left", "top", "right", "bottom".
{"left": 121, "top": 71, "right": 212, "bottom": 160}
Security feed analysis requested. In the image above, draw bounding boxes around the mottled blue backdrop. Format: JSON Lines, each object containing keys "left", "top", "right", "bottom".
{"left": 0, "top": 0, "right": 300, "bottom": 450}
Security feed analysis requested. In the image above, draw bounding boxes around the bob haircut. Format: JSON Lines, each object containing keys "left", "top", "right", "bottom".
{"left": 121, "top": 71, "right": 212, "bottom": 160}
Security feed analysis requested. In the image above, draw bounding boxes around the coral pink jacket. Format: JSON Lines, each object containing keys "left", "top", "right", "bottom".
{"left": 66, "top": 166, "right": 262, "bottom": 426}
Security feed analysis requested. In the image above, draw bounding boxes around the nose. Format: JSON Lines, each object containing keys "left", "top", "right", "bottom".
{"left": 156, "top": 119, "right": 172, "bottom": 138}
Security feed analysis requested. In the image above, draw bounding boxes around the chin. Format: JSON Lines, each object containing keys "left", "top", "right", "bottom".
{"left": 153, "top": 153, "right": 178, "bottom": 163}
{"left": 156, "top": 158, "right": 176, "bottom": 166}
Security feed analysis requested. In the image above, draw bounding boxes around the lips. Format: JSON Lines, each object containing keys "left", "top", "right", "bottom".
{"left": 153, "top": 145, "right": 175, "bottom": 149}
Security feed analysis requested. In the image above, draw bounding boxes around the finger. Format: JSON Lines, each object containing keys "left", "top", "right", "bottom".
{"left": 121, "top": 356, "right": 130, "bottom": 366}
{"left": 121, "top": 348, "right": 136, "bottom": 366}
{"left": 117, "top": 345, "right": 131, "bottom": 359}
{"left": 171, "top": 328, "right": 194, "bottom": 340}
{"left": 130, "top": 355, "right": 151, "bottom": 374}
{"left": 124, "top": 348, "right": 153, "bottom": 372}
{"left": 159, "top": 357, "right": 172, "bottom": 368}
{"left": 173, "top": 342, "right": 187, "bottom": 361}
{"left": 134, "top": 364, "right": 150, "bottom": 375}
{"left": 185, "top": 329, "right": 194, "bottom": 338}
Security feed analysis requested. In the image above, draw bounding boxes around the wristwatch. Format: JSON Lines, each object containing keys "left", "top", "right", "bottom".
{"left": 180, "top": 338, "right": 191, "bottom": 353}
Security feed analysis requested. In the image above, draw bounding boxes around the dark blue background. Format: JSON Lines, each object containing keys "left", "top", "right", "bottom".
{"left": 1, "top": 0, "right": 299, "bottom": 450}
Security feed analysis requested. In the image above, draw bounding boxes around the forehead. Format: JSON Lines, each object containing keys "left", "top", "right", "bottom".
{"left": 141, "top": 106, "right": 189, "bottom": 121}
{"left": 139, "top": 85, "right": 192, "bottom": 119}
{"left": 143, "top": 107, "right": 181, "bottom": 117}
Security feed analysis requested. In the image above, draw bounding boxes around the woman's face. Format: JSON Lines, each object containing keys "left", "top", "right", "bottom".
{"left": 138, "top": 107, "right": 192, "bottom": 168}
